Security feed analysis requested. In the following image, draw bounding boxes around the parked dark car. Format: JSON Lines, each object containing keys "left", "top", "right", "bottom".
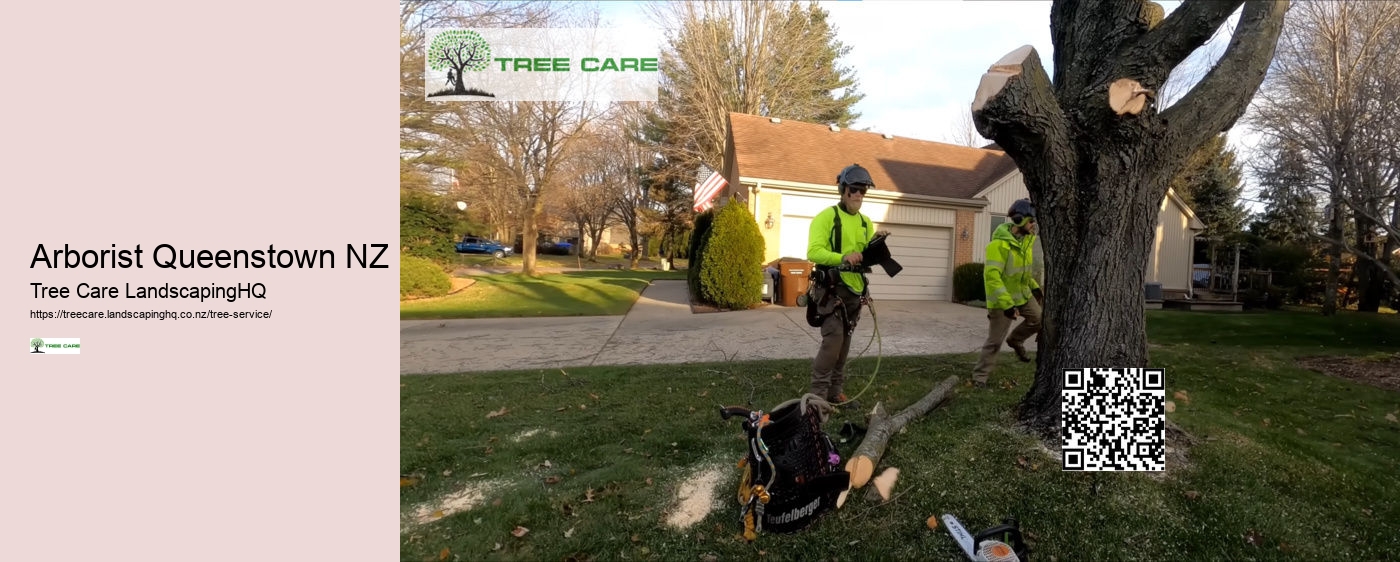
{"left": 455, "top": 236, "right": 513, "bottom": 258}
{"left": 539, "top": 240, "right": 574, "bottom": 255}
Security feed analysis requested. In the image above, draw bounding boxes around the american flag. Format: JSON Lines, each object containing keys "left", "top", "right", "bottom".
{"left": 692, "top": 166, "right": 728, "bottom": 212}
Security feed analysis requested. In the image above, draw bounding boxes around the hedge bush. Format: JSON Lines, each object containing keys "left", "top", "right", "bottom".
{"left": 688, "top": 209, "right": 716, "bottom": 299}
{"left": 401, "top": 255, "right": 451, "bottom": 299}
{"left": 698, "top": 201, "right": 766, "bottom": 309}
{"left": 400, "top": 191, "right": 458, "bottom": 263}
{"left": 953, "top": 262, "right": 986, "bottom": 303}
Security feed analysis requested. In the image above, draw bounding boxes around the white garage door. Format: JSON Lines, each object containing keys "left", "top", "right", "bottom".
{"left": 779, "top": 214, "right": 951, "bottom": 301}
{"left": 866, "top": 224, "right": 951, "bottom": 301}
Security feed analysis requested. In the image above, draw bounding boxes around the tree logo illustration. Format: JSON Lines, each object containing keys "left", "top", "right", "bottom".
{"left": 30, "top": 338, "right": 44, "bottom": 353}
{"left": 427, "top": 29, "right": 496, "bottom": 98}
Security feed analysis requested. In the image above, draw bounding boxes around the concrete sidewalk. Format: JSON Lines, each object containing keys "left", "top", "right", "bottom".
{"left": 399, "top": 280, "right": 1035, "bottom": 374}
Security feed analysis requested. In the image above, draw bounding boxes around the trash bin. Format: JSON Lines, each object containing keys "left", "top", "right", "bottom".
{"left": 777, "top": 258, "right": 813, "bottom": 307}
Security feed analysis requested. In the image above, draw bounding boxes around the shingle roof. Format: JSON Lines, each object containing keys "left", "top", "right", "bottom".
{"left": 726, "top": 112, "right": 1018, "bottom": 200}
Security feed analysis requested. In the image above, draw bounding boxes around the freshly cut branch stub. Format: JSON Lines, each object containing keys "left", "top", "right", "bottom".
{"left": 1109, "top": 78, "right": 1154, "bottom": 115}
{"left": 972, "top": 45, "right": 1035, "bottom": 112}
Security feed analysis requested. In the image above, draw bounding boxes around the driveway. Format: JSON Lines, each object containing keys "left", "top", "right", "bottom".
{"left": 399, "top": 280, "right": 1034, "bottom": 375}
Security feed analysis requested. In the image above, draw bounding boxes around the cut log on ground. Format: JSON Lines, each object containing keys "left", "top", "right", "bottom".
{"left": 845, "top": 375, "right": 959, "bottom": 488}
{"left": 863, "top": 467, "right": 900, "bottom": 503}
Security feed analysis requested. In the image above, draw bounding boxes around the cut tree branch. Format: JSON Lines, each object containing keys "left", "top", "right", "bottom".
{"left": 1124, "top": 0, "right": 1243, "bottom": 79}
{"left": 972, "top": 45, "right": 1074, "bottom": 204}
{"left": 1158, "top": 0, "right": 1288, "bottom": 168}
{"left": 845, "top": 375, "right": 958, "bottom": 489}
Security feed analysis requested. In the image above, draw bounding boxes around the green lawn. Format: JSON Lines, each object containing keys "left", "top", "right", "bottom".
{"left": 449, "top": 253, "right": 687, "bottom": 271}
{"left": 401, "top": 309, "right": 1400, "bottom": 561}
{"left": 400, "top": 270, "right": 688, "bottom": 320}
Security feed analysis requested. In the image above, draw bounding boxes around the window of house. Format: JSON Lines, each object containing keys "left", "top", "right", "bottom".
{"left": 990, "top": 214, "right": 1009, "bottom": 236}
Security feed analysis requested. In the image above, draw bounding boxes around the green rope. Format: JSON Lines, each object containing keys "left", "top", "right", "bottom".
{"left": 832, "top": 298, "right": 881, "bottom": 407}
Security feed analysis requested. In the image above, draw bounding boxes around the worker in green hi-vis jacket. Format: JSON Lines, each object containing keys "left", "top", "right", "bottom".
{"left": 806, "top": 164, "right": 889, "bottom": 405}
{"left": 973, "top": 198, "right": 1043, "bottom": 387}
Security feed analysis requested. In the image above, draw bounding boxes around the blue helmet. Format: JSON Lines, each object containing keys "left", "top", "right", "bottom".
{"left": 1008, "top": 198, "right": 1036, "bottom": 227}
{"left": 837, "top": 164, "right": 874, "bottom": 193}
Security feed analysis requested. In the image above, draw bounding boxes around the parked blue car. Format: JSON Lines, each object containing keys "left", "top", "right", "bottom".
{"left": 455, "top": 236, "right": 513, "bottom": 258}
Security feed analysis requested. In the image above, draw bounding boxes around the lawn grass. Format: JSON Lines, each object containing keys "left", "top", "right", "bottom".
{"left": 400, "top": 270, "right": 688, "bottom": 320}
{"left": 401, "top": 309, "right": 1400, "bottom": 561}
{"left": 450, "top": 253, "right": 688, "bottom": 271}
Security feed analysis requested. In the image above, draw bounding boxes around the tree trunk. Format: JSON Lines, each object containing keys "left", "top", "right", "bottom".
{"left": 1324, "top": 201, "right": 1344, "bottom": 316}
{"left": 1356, "top": 217, "right": 1383, "bottom": 312}
{"left": 1018, "top": 169, "right": 1163, "bottom": 438}
{"left": 970, "top": 1, "right": 1287, "bottom": 443}
{"left": 522, "top": 197, "right": 544, "bottom": 275}
{"left": 845, "top": 375, "right": 958, "bottom": 488}
{"left": 629, "top": 230, "right": 641, "bottom": 270}
{"left": 588, "top": 224, "right": 604, "bottom": 261}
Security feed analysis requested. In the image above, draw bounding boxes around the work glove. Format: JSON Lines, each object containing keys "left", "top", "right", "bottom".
{"left": 1032, "top": 288, "right": 1044, "bottom": 304}
{"left": 1003, "top": 307, "right": 1019, "bottom": 320}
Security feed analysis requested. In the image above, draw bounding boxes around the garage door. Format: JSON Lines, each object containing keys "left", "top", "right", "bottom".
{"left": 780, "top": 215, "right": 950, "bottom": 301}
{"left": 866, "top": 224, "right": 951, "bottom": 301}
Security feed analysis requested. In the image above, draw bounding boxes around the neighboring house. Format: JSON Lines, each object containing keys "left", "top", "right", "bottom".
{"left": 717, "top": 112, "right": 1205, "bottom": 302}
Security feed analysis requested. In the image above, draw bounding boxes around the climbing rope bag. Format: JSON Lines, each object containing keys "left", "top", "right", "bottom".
{"left": 720, "top": 395, "right": 851, "bottom": 541}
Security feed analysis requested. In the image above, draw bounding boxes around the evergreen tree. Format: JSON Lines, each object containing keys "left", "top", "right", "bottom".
{"left": 1249, "top": 143, "right": 1320, "bottom": 245}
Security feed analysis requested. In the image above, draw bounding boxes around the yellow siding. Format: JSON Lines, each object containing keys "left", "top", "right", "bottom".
{"left": 754, "top": 187, "right": 783, "bottom": 264}
{"left": 1148, "top": 197, "right": 1195, "bottom": 291}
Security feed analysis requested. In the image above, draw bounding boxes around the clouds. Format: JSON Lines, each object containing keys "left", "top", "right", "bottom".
{"left": 597, "top": 0, "right": 1264, "bottom": 207}
{"left": 819, "top": 1, "right": 1055, "bottom": 141}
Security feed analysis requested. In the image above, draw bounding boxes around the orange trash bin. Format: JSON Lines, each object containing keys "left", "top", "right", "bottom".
{"left": 777, "top": 258, "right": 813, "bottom": 307}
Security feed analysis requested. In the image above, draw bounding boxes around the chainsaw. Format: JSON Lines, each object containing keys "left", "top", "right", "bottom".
{"left": 941, "top": 514, "right": 1029, "bottom": 562}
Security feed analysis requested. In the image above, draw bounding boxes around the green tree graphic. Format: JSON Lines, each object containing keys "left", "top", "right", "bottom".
{"left": 427, "top": 30, "right": 493, "bottom": 96}
{"left": 30, "top": 338, "right": 44, "bottom": 353}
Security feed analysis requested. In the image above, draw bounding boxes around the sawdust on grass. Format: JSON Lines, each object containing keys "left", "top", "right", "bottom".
{"left": 403, "top": 479, "right": 505, "bottom": 532}
{"left": 665, "top": 463, "right": 728, "bottom": 530}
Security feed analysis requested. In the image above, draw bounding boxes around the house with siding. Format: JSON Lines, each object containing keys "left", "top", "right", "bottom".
{"left": 714, "top": 112, "right": 1204, "bottom": 302}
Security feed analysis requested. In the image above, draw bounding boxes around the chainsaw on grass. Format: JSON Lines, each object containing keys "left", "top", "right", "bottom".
{"left": 942, "top": 514, "right": 1029, "bottom": 562}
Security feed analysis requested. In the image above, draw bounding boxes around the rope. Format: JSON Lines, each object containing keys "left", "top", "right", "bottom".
{"left": 830, "top": 297, "right": 881, "bottom": 407}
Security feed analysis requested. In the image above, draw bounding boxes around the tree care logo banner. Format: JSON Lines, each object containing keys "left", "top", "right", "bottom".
{"left": 425, "top": 28, "right": 660, "bottom": 102}
{"left": 29, "top": 338, "right": 81, "bottom": 354}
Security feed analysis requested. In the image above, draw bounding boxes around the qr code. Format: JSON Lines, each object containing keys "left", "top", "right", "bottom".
{"left": 1061, "top": 368, "right": 1165, "bottom": 471}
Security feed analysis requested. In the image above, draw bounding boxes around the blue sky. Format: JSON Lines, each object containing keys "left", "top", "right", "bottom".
{"left": 595, "top": 1, "right": 1262, "bottom": 205}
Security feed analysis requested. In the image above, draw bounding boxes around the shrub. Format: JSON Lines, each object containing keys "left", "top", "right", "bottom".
{"left": 698, "top": 201, "right": 766, "bottom": 309}
{"left": 953, "top": 262, "right": 986, "bottom": 303}
{"left": 400, "top": 255, "right": 451, "bottom": 299}
{"left": 400, "top": 191, "right": 458, "bottom": 263}
{"left": 688, "top": 209, "right": 717, "bottom": 299}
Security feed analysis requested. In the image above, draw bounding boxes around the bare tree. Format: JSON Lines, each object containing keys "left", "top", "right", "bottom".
{"left": 944, "top": 110, "right": 987, "bottom": 148}
{"left": 648, "top": 0, "right": 863, "bottom": 171}
{"left": 971, "top": 0, "right": 1287, "bottom": 440}
{"left": 400, "top": 2, "right": 563, "bottom": 193}
{"left": 560, "top": 125, "right": 623, "bottom": 261}
{"left": 467, "top": 101, "right": 600, "bottom": 275}
{"left": 607, "top": 104, "right": 661, "bottom": 269}
{"left": 1248, "top": 0, "right": 1400, "bottom": 312}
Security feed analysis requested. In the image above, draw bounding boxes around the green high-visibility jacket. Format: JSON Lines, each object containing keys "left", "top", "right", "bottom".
{"left": 807, "top": 205, "right": 873, "bottom": 294}
{"left": 984, "top": 222, "right": 1040, "bottom": 310}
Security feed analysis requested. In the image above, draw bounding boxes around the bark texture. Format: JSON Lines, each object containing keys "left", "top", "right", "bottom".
{"left": 972, "top": 0, "right": 1288, "bottom": 440}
